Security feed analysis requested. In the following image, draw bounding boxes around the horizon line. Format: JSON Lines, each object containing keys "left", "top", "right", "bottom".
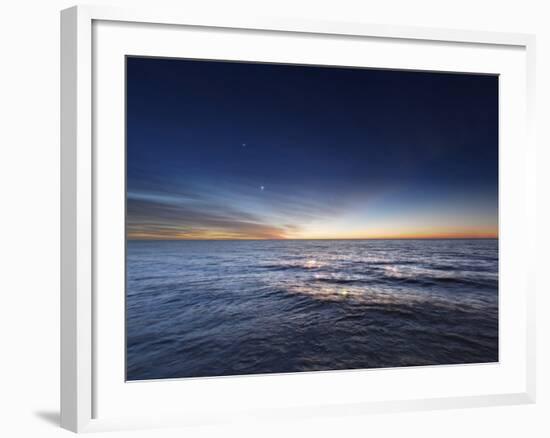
{"left": 127, "top": 237, "right": 499, "bottom": 242}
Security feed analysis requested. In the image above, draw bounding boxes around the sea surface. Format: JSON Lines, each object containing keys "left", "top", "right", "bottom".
{"left": 126, "top": 239, "right": 498, "bottom": 380}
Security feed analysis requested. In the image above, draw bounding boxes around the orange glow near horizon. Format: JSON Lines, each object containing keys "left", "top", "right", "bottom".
{"left": 283, "top": 227, "right": 498, "bottom": 240}
{"left": 127, "top": 226, "right": 498, "bottom": 240}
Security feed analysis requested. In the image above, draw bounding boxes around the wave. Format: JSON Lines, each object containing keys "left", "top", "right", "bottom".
{"left": 257, "top": 262, "right": 496, "bottom": 289}
{"left": 388, "top": 274, "right": 497, "bottom": 288}
{"left": 310, "top": 273, "right": 496, "bottom": 289}
{"left": 257, "top": 262, "right": 324, "bottom": 271}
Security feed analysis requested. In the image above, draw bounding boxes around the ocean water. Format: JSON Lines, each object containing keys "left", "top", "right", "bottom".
{"left": 126, "top": 239, "right": 498, "bottom": 380}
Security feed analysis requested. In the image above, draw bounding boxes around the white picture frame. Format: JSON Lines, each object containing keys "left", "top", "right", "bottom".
{"left": 60, "top": 4, "right": 536, "bottom": 433}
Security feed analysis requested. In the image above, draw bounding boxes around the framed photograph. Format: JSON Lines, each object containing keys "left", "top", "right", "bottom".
{"left": 61, "top": 5, "right": 536, "bottom": 433}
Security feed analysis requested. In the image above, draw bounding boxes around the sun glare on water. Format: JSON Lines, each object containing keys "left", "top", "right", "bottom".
{"left": 304, "top": 259, "right": 319, "bottom": 269}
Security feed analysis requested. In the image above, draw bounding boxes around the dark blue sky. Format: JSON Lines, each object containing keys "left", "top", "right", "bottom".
{"left": 126, "top": 56, "right": 498, "bottom": 240}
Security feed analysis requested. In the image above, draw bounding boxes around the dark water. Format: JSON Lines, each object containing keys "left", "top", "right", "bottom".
{"left": 126, "top": 239, "right": 498, "bottom": 380}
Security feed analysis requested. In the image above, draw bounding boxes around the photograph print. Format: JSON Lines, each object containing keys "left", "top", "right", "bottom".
{"left": 126, "top": 57, "right": 498, "bottom": 381}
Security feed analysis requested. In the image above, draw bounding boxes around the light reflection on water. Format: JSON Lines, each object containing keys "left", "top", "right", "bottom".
{"left": 126, "top": 239, "right": 498, "bottom": 380}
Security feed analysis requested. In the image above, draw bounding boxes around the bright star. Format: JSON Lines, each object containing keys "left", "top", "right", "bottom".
{"left": 260, "top": 186, "right": 264, "bottom": 191}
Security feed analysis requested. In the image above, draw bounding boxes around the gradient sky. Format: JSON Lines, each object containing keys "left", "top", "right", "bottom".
{"left": 126, "top": 57, "right": 498, "bottom": 240}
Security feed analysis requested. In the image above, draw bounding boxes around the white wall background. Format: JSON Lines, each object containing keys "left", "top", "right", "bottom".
{"left": 0, "top": 0, "right": 547, "bottom": 436}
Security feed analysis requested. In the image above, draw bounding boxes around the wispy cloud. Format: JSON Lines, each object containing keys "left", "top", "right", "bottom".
{"left": 126, "top": 171, "right": 497, "bottom": 240}
{"left": 126, "top": 177, "right": 341, "bottom": 239}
